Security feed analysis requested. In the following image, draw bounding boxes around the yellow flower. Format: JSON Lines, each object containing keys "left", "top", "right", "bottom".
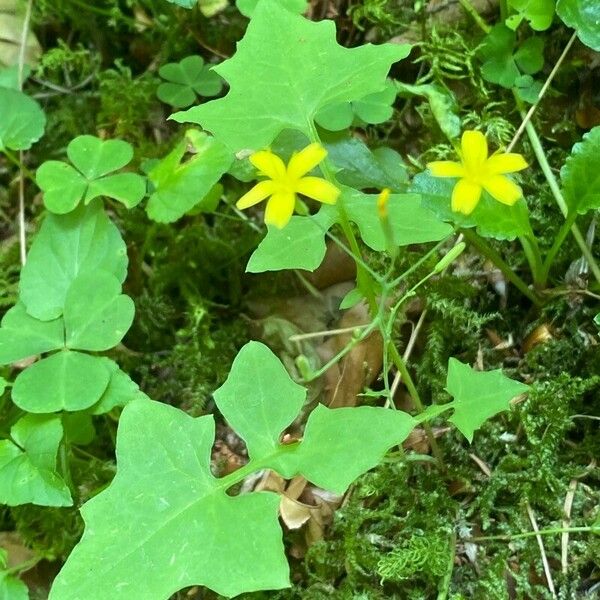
{"left": 236, "top": 143, "right": 340, "bottom": 229}
{"left": 427, "top": 130, "right": 528, "bottom": 215}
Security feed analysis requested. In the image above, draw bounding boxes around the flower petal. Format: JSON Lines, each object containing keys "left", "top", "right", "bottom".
{"left": 451, "top": 179, "right": 482, "bottom": 214}
{"left": 461, "top": 130, "right": 488, "bottom": 171}
{"left": 296, "top": 176, "right": 340, "bottom": 204}
{"left": 249, "top": 150, "right": 286, "bottom": 180}
{"left": 482, "top": 175, "right": 523, "bottom": 206}
{"left": 236, "top": 180, "right": 275, "bottom": 209}
{"left": 485, "top": 153, "right": 528, "bottom": 175}
{"left": 427, "top": 161, "right": 465, "bottom": 178}
{"left": 287, "top": 143, "right": 327, "bottom": 180}
{"left": 264, "top": 192, "right": 296, "bottom": 228}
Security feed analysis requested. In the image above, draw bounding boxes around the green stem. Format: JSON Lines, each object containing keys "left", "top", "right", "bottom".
{"left": 518, "top": 235, "right": 544, "bottom": 287}
{"left": 469, "top": 525, "right": 596, "bottom": 543}
{"left": 461, "top": 229, "right": 542, "bottom": 306}
{"left": 457, "top": 0, "right": 490, "bottom": 33}
{"left": 2, "top": 149, "right": 36, "bottom": 182}
{"left": 540, "top": 210, "right": 578, "bottom": 286}
{"left": 519, "top": 113, "right": 600, "bottom": 285}
{"left": 437, "top": 531, "right": 457, "bottom": 600}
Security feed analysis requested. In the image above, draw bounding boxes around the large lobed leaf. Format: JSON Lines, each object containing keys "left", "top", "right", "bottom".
{"left": 557, "top": 0, "right": 600, "bottom": 51}
{"left": 0, "top": 87, "right": 46, "bottom": 151}
{"left": 172, "top": 0, "right": 410, "bottom": 151}
{"left": 50, "top": 342, "right": 417, "bottom": 599}
{"left": 560, "top": 126, "right": 600, "bottom": 215}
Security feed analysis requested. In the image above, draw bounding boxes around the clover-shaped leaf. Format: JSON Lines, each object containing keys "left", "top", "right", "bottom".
{"left": 557, "top": 0, "right": 600, "bottom": 51}
{"left": 157, "top": 56, "right": 223, "bottom": 108}
{"left": 561, "top": 126, "right": 600, "bottom": 215}
{"left": 20, "top": 200, "right": 128, "bottom": 321}
{"left": 0, "top": 302, "right": 64, "bottom": 365}
{"left": 315, "top": 81, "right": 397, "bottom": 131}
{"left": 411, "top": 171, "right": 532, "bottom": 241}
{"left": 0, "top": 414, "right": 72, "bottom": 507}
{"left": 477, "top": 25, "right": 544, "bottom": 93}
{"left": 0, "top": 87, "right": 46, "bottom": 151}
{"left": 445, "top": 358, "right": 529, "bottom": 442}
{"left": 172, "top": 0, "right": 410, "bottom": 151}
{"left": 36, "top": 135, "right": 146, "bottom": 214}
{"left": 50, "top": 342, "right": 416, "bottom": 599}
{"left": 64, "top": 271, "right": 134, "bottom": 352}
{"left": 506, "top": 0, "right": 554, "bottom": 31}
{"left": 146, "top": 130, "right": 232, "bottom": 223}
{"left": 12, "top": 351, "right": 111, "bottom": 413}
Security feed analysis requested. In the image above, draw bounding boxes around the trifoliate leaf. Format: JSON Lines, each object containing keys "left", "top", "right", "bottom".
{"left": 396, "top": 81, "right": 461, "bottom": 140}
{"left": 172, "top": 0, "right": 411, "bottom": 151}
{"left": 0, "top": 87, "right": 46, "bottom": 151}
{"left": 236, "top": 0, "right": 308, "bottom": 18}
{"left": 0, "top": 303, "right": 64, "bottom": 365}
{"left": 246, "top": 210, "right": 335, "bottom": 273}
{"left": 49, "top": 399, "right": 290, "bottom": 600}
{"left": 146, "top": 130, "right": 232, "bottom": 223}
{"left": 344, "top": 190, "right": 453, "bottom": 250}
{"left": 411, "top": 172, "right": 532, "bottom": 241}
{"left": 62, "top": 413, "right": 95, "bottom": 446}
{"left": 213, "top": 341, "right": 306, "bottom": 460}
{"left": 19, "top": 201, "right": 128, "bottom": 321}
{"left": 506, "top": 0, "right": 554, "bottom": 31}
{"left": 293, "top": 405, "right": 416, "bottom": 493}
{"left": 445, "top": 358, "right": 529, "bottom": 442}
{"left": 89, "top": 360, "right": 149, "bottom": 415}
{"left": 157, "top": 56, "right": 223, "bottom": 108}
{"left": 64, "top": 272, "right": 134, "bottom": 352}
{"left": 514, "top": 74, "right": 542, "bottom": 103}
{"left": 0, "top": 414, "right": 72, "bottom": 507}
{"left": 36, "top": 135, "right": 146, "bottom": 214}
{"left": 557, "top": 0, "right": 600, "bottom": 51}
{"left": 513, "top": 37, "right": 545, "bottom": 74}
{"left": 12, "top": 351, "right": 111, "bottom": 413}
{"left": 560, "top": 126, "right": 600, "bottom": 215}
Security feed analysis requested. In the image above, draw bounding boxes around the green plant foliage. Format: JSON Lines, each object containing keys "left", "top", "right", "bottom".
{"left": 236, "top": 0, "right": 308, "bottom": 18}
{"left": 0, "top": 303, "right": 64, "bottom": 364}
{"left": 0, "top": 547, "right": 29, "bottom": 600}
{"left": 477, "top": 26, "right": 544, "bottom": 91}
{"left": 0, "top": 414, "right": 71, "bottom": 507}
{"left": 49, "top": 342, "right": 416, "bottom": 599}
{"left": 445, "top": 358, "right": 529, "bottom": 442}
{"left": 560, "top": 125, "right": 600, "bottom": 215}
{"left": 172, "top": 0, "right": 411, "bottom": 151}
{"left": 0, "top": 64, "right": 30, "bottom": 89}
{"left": 0, "top": 88, "right": 46, "bottom": 151}
{"left": 63, "top": 272, "right": 134, "bottom": 351}
{"left": 396, "top": 82, "right": 461, "bottom": 140}
{"left": 19, "top": 201, "right": 128, "bottom": 321}
{"left": 146, "top": 130, "right": 232, "bottom": 223}
{"left": 36, "top": 135, "right": 146, "bottom": 214}
{"left": 164, "top": 0, "right": 196, "bottom": 6}
{"left": 157, "top": 56, "right": 223, "bottom": 109}
{"left": 411, "top": 172, "right": 532, "bottom": 241}
{"left": 506, "top": 0, "right": 555, "bottom": 31}
{"left": 89, "top": 360, "right": 149, "bottom": 415}
{"left": 315, "top": 81, "right": 396, "bottom": 131}
{"left": 12, "top": 351, "right": 111, "bottom": 413}
{"left": 557, "top": 0, "right": 600, "bottom": 51}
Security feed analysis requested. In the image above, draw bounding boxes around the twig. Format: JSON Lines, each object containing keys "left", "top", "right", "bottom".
{"left": 561, "top": 479, "right": 577, "bottom": 574}
{"left": 526, "top": 502, "right": 557, "bottom": 598}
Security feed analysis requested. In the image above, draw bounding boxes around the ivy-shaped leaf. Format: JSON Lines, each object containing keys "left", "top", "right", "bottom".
{"left": 445, "top": 358, "right": 529, "bottom": 442}
{"left": 63, "top": 272, "right": 134, "bottom": 352}
{"left": 50, "top": 342, "right": 416, "bottom": 599}
{"left": 12, "top": 351, "right": 111, "bottom": 413}
{"left": 172, "top": 0, "right": 410, "bottom": 151}
{"left": 157, "top": 56, "right": 223, "bottom": 108}
{"left": 0, "top": 87, "right": 46, "bottom": 151}
{"left": 560, "top": 126, "right": 600, "bottom": 215}
{"left": 0, "top": 303, "right": 64, "bottom": 365}
{"left": 36, "top": 135, "right": 146, "bottom": 214}
{"left": 0, "top": 414, "right": 72, "bottom": 507}
{"left": 315, "top": 82, "right": 397, "bottom": 131}
{"left": 146, "top": 130, "right": 232, "bottom": 223}
{"left": 556, "top": 0, "right": 600, "bottom": 51}
{"left": 506, "top": 0, "right": 554, "bottom": 31}
{"left": 411, "top": 171, "right": 532, "bottom": 241}
{"left": 477, "top": 25, "right": 544, "bottom": 91}
{"left": 20, "top": 200, "right": 128, "bottom": 321}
